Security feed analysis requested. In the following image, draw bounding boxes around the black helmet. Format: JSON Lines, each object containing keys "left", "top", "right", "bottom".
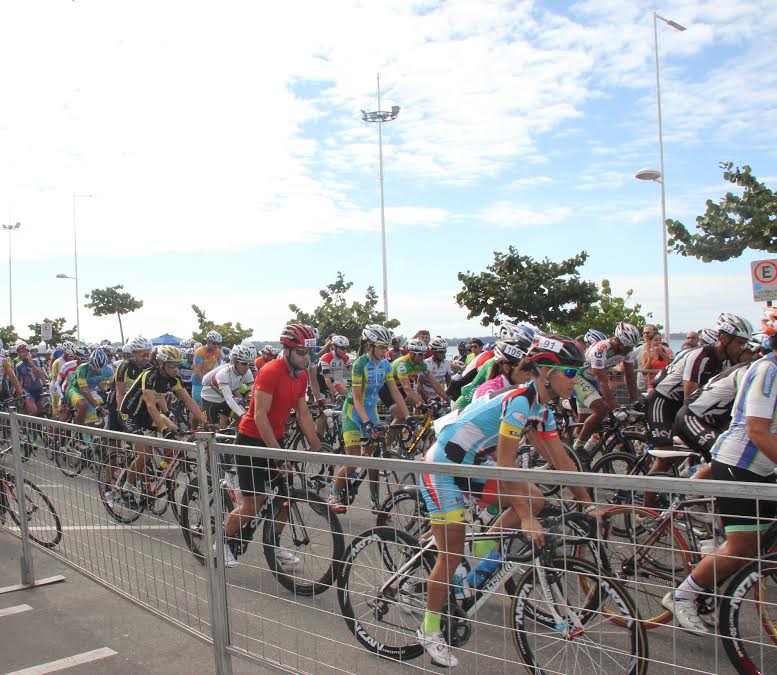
{"left": 527, "top": 335, "right": 584, "bottom": 368}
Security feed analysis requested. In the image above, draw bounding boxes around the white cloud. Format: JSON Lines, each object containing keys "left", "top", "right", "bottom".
{"left": 507, "top": 176, "right": 554, "bottom": 188}
{"left": 478, "top": 202, "right": 571, "bottom": 227}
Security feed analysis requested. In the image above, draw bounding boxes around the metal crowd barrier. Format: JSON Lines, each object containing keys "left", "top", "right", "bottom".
{"left": 2, "top": 409, "right": 777, "bottom": 673}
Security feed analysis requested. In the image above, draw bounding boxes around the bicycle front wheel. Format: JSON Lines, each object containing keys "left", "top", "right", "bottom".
{"left": 99, "top": 450, "right": 142, "bottom": 523}
{"left": 511, "top": 556, "right": 648, "bottom": 675}
{"left": 376, "top": 488, "right": 429, "bottom": 539}
{"left": 6, "top": 477, "right": 62, "bottom": 547}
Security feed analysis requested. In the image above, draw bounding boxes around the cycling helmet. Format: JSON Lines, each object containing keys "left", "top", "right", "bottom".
{"left": 61, "top": 334, "right": 74, "bottom": 342}
{"left": 128, "top": 335, "right": 152, "bottom": 352}
{"left": 429, "top": 337, "right": 447, "bottom": 351}
{"left": 205, "top": 330, "right": 223, "bottom": 344}
{"left": 15, "top": 340, "right": 29, "bottom": 351}
{"left": 527, "top": 335, "right": 585, "bottom": 368}
{"left": 698, "top": 328, "right": 718, "bottom": 345}
{"left": 716, "top": 313, "right": 753, "bottom": 339}
{"left": 280, "top": 323, "right": 317, "bottom": 349}
{"left": 614, "top": 322, "right": 640, "bottom": 348}
{"left": 230, "top": 344, "right": 256, "bottom": 364}
{"left": 179, "top": 338, "right": 194, "bottom": 350}
{"left": 331, "top": 335, "right": 350, "bottom": 349}
{"left": 761, "top": 306, "right": 777, "bottom": 336}
{"left": 183, "top": 347, "right": 195, "bottom": 360}
{"left": 494, "top": 340, "right": 527, "bottom": 364}
{"left": 584, "top": 329, "right": 607, "bottom": 346}
{"left": 157, "top": 345, "right": 183, "bottom": 363}
{"left": 262, "top": 344, "right": 279, "bottom": 357}
{"left": 406, "top": 338, "right": 427, "bottom": 355}
{"left": 362, "top": 324, "right": 393, "bottom": 346}
{"left": 63, "top": 341, "right": 76, "bottom": 359}
{"left": 89, "top": 348, "right": 108, "bottom": 370}
{"left": 192, "top": 341, "right": 202, "bottom": 350}
{"left": 30, "top": 345, "right": 38, "bottom": 354}
{"left": 458, "top": 341, "right": 467, "bottom": 350}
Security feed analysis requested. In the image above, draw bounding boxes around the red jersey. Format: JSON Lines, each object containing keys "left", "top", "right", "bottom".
{"left": 238, "top": 357, "right": 308, "bottom": 440}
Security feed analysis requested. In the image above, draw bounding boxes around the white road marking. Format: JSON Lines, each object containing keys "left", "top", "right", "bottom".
{"left": 0, "top": 604, "right": 32, "bottom": 617}
{"left": 5, "top": 647, "right": 117, "bottom": 674}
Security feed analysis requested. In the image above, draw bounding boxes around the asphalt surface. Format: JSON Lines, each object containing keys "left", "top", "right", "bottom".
{"left": 0, "top": 445, "right": 742, "bottom": 674}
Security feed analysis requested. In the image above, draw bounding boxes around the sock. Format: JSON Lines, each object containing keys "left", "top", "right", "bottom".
{"left": 424, "top": 610, "right": 441, "bottom": 636}
{"left": 573, "top": 437, "right": 585, "bottom": 450}
{"left": 675, "top": 574, "right": 705, "bottom": 602}
{"left": 473, "top": 539, "right": 498, "bottom": 559}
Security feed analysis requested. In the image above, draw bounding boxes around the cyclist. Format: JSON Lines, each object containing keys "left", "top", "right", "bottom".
{"left": 465, "top": 337, "right": 484, "bottom": 365}
{"left": 201, "top": 343, "right": 256, "bottom": 427}
{"left": 416, "top": 336, "right": 594, "bottom": 667}
{"left": 0, "top": 339, "right": 25, "bottom": 404}
{"left": 119, "top": 346, "right": 206, "bottom": 493}
{"left": 222, "top": 324, "right": 322, "bottom": 569}
{"left": 572, "top": 321, "right": 641, "bottom": 456}
{"left": 14, "top": 342, "right": 47, "bottom": 415}
{"left": 418, "top": 337, "right": 452, "bottom": 402}
{"left": 318, "top": 335, "right": 351, "bottom": 402}
{"left": 107, "top": 336, "right": 152, "bottom": 434}
{"left": 254, "top": 345, "right": 278, "bottom": 372}
{"left": 192, "top": 331, "right": 223, "bottom": 405}
{"left": 328, "top": 324, "right": 409, "bottom": 514}
{"left": 63, "top": 348, "right": 114, "bottom": 425}
{"left": 384, "top": 338, "right": 449, "bottom": 422}
{"left": 450, "top": 341, "right": 469, "bottom": 374}
{"left": 470, "top": 340, "right": 530, "bottom": 403}
{"left": 663, "top": 328, "right": 777, "bottom": 633}
{"left": 53, "top": 344, "right": 90, "bottom": 421}
{"left": 177, "top": 339, "right": 196, "bottom": 393}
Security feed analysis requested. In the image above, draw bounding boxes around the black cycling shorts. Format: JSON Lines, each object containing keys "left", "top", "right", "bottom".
{"left": 234, "top": 433, "right": 279, "bottom": 495}
{"left": 672, "top": 406, "right": 720, "bottom": 462}
{"left": 711, "top": 461, "right": 776, "bottom": 532}
{"left": 646, "top": 393, "right": 680, "bottom": 448}
{"left": 107, "top": 406, "right": 126, "bottom": 433}
{"left": 204, "top": 400, "right": 231, "bottom": 425}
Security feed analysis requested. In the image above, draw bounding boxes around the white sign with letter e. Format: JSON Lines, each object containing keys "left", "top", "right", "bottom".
{"left": 41, "top": 322, "right": 53, "bottom": 341}
{"left": 751, "top": 259, "right": 777, "bottom": 302}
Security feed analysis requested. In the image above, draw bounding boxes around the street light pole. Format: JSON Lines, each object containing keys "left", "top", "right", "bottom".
{"left": 73, "top": 193, "right": 93, "bottom": 341}
{"left": 2, "top": 222, "right": 21, "bottom": 327}
{"left": 361, "top": 74, "right": 400, "bottom": 321}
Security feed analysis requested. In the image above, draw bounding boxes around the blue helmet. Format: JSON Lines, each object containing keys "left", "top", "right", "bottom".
{"left": 584, "top": 329, "right": 607, "bottom": 346}
{"left": 89, "top": 348, "right": 108, "bottom": 370}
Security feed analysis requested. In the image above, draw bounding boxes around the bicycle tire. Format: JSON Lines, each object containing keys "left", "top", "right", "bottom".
{"left": 511, "top": 555, "right": 649, "bottom": 675}
{"left": 719, "top": 551, "right": 777, "bottom": 675}
{"left": 5, "top": 476, "right": 63, "bottom": 547}
{"left": 262, "top": 487, "right": 344, "bottom": 596}
{"left": 55, "top": 438, "right": 85, "bottom": 477}
{"left": 99, "top": 450, "right": 142, "bottom": 523}
{"left": 179, "top": 476, "right": 235, "bottom": 564}
{"left": 337, "top": 526, "right": 434, "bottom": 662}
{"left": 376, "top": 488, "right": 429, "bottom": 538}
{"left": 590, "top": 451, "right": 639, "bottom": 508}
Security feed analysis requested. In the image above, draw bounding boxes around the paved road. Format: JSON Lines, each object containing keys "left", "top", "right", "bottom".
{"left": 1, "top": 446, "right": 738, "bottom": 674}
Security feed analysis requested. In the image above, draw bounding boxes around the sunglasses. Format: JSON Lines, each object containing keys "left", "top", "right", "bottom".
{"left": 165, "top": 362, "right": 182, "bottom": 370}
{"left": 545, "top": 365, "right": 581, "bottom": 379}
{"left": 293, "top": 347, "right": 311, "bottom": 357}
{"left": 372, "top": 343, "right": 389, "bottom": 349}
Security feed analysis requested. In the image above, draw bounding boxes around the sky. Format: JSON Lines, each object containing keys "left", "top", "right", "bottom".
{"left": 1, "top": 0, "right": 775, "bottom": 344}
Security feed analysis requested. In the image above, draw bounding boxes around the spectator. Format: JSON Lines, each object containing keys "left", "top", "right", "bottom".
{"left": 634, "top": 324, "right": 658, "bottom": 392}
{"left": 450, "top": 341, "right": 468, "bottom": 373}
{"left": 640, "top": 332, "right": 672, "bottom": 392}
{"left": 386, "top": 337, "right": 402, "bottom": 362}
{"left": 465, "top": 337, "right": 484, "bottom": 365}
{"left": 682, "top": 330, "right": 699, "bottom": 351}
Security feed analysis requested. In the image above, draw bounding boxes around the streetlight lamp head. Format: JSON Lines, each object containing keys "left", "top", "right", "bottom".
{"left": 56, "top": 273, "right": 70, "bottom": 279}
{"left": 635, "top": 167, "right": 663, "bottom": 182}
{"left": 391, "top": 105, "right": 400, "bottom": 116}
{"left": 666, "top": 19, "right": 686, "bottom": 31}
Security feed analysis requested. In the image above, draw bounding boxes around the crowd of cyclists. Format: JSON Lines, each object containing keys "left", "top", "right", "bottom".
{"left": 1, "top": 304, "right": 777, "bottom": 668}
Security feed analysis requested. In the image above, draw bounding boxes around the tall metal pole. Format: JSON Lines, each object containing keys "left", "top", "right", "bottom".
{"left": 72, "top": 194, "right": 92, "bottom": 341}
{"left": 654, "top": 12, "right": 670, "bottom": 338}
{"left": 7, "top": 225, "right": 11, "bottom": 327}
{"left": 376, "top": 75, "right": 389, "bottom": 321}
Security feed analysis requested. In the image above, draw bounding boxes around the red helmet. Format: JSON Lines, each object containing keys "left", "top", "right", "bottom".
{"left": 762, "top": 307, "right": 777, "bottom": 336}
{"left": 280, "top": 323, "right": 317, "bottom": 349}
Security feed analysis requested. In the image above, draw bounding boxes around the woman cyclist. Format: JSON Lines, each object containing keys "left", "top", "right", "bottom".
{"left": 328, "top": 324, "right": 409, "bottom": 514}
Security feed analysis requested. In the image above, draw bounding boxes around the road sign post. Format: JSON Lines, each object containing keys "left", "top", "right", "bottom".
{"left": 751, "top": 259, "right": 777, "bottom": 304}
{"left": 41, "top": 322, "right": 53, "bottom": 342}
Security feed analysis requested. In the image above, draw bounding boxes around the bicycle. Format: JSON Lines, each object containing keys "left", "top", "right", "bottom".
{"left": 54, "top": 407, "right": 110, "bottom": 478}
{"left": 179, "top": 467, "right": 344, "bottom": 596}
{"left": 337, "top": 511, "right": 648, "bottom": 673}
{"left": 387, "top": 400, "right": 449, "bottom": 461}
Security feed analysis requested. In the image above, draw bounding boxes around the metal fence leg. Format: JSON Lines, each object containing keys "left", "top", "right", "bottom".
{"left": 10, "top": 408, "right": 35, "bottom": 586}
{"left": 196, "top": 433, "right": 233, "bottom": 675}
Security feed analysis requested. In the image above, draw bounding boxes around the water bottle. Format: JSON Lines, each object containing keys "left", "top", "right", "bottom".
{"left": 583, "top": 434, "right": 600, "bottom": 453}
{"left": 486, "top": 504, "right": 500, "bottom": 517}
{"left": 467, "top": 550, "right": 502, "bottom": 589}
{"left": 679, "top": 464, "right": 698, "bottom": 479}
{"left": 451, "top": 561, "right": 472, "bottom": 600}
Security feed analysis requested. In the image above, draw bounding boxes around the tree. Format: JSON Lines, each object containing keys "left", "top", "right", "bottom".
{"left": 191, "top": 305, "right": 253, "bottom": 347}
{"left": 551, "top": 279, "right": 657, "bottom": 338}
{"left": 0, "top": 325, "right": 19, "bottom": 346}
{"left": 27, "top": 317, "right": 77, "bottom": 346}
{"left": 455, "top": 247, "right": 598, "bottom": 328}
{"left": 84, "top": 285, "right": 144, "bottom": 343}
{"left": 288, "top": 272, "right": 400, "bottom": 346}
{"left": 667, "top": 162, "right": 777, "bottom": 262}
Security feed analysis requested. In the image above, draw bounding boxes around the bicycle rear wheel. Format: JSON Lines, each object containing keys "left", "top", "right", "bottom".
{"left": 511, "top": 556, "right": 648, "bottom": 675}
{"left": 376, "top": 488, "right": 429, "bottom": 539}
{"left": 99, "top": 450, "right": 142, "bottom": 523}
{"left": 5, "top": 476, "right": 62, "bottom": 547}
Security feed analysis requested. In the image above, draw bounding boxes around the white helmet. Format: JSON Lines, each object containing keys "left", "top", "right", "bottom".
{"left": 429, "top": 337, "right": 447, "bottom": 351}
{"left": 128, "top": 336, "right": 153, "bottom": 352}
{"left": 179, "top": 338, "right": 194, "bottom": 349}
{"left": 716, "top": 313, "right": 753, "bottom": 339}
{"left": 205, "top": 330, "right": 223, "bottom": 344}
{"left": 262, "top": 344, "right": 279, "bottom": 357}
{"left": 331, "top": 335, "right": 350, "bottom": 349}
{"left": 406, "top": 338, "right": 427, "bottom": 354}
{"left": 362, "top": 324, "right": 393, "bottom": 345}
{"left": 230, "top": 343, "right": 256, "bottom": 364}
{"left": 614, "top": 322, "right": 640, "bottom": 348}
{"left": 584, "top": 329, "right": 607, "bottom": 346}
{"left": 698, "top": 328, "right": 718, "bottom": 345}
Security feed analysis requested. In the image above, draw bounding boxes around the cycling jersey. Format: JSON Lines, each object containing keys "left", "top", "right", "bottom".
{"left": 652, "top": 345, "right": 727, "bottom": 403}
{"left": 454, "top": 357, "right": 495, "bottom": 411}
{"left": 341, "top": 354, "right": 395, "bottom": 443}
{"left": 462, "top": 349, "right": 494, "bottom": 376}
{"left": 420, "top": 356, "right": 451, "bottom": 395}
{"left": 192, "top": 345, "right": 222, "bottom": 383}
{"left": 54, "top": 360, "right": 79, "bottom": 399}
{"left": 178, "top": 358, "right": 193, "bottom": 385}
{"left": 1, "top": 357, "right": 18, "bottom": 397}
{"left": 685, "top": 363, "right": 749, "bottom": 428}
{"left": 473, "top": 374, "right": 510, "bottom": 402}
{"left": 120, "top": 366, "right": 184, "bottom": 429}
{"left": 581, "top": 339, "right": 636, "bottom": 380}
{"left": 15, "top": 359, "right": 44, "bottom": 397}
{"left": 66, "top": 362, "right": 114, "bottom": 396}
{"left": 712, "top": 353, "right": 777, "bottom": 476}
{"left": 108, "top": 360, "right": 146, "bottom": 409}
{"left": 319, "top": 351, "right": 351, "bottom": 386}
{"left": 391, "top": 354, "right": 428, "bottom": 381}
{"left": 201, "top": 363, "right": 254, "bottom": 417}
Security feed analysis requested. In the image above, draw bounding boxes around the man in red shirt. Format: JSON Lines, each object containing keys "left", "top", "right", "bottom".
{"left": 221, "top": 324, "right": 322, "bottom": 569}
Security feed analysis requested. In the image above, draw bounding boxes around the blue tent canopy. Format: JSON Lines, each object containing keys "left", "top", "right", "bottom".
{"left": 150, "top": 333, "right": 182, "bottom": 346}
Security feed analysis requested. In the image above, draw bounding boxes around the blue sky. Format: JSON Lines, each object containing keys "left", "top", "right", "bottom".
{"left": 1, "top": 0, "right": 775, "bottom": 343}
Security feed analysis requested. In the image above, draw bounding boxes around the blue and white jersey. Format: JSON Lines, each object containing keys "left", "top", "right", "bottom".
{"left": 712, "top": 353, "right": 777, "bottom": 476}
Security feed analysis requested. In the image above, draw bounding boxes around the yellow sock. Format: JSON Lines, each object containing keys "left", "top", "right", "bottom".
{"left": 423, "top": 610, "right": 441, "bottom": 635}
{"left": 474, "top": 539, "right": 498, "bottom": 558}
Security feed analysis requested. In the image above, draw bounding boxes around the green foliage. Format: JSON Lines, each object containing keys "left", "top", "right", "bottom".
{"left": 85, "top": 285, "right": 144, "bottom": 343}
{"left": 27, "top": 318, "right": 77, "bottom": 346}
{"left": 0, "top": 325, "right": 19, "bottom": 346}
{"left": 288, "top": 272, "right": 400, "bottom": 346}
{"left": 191, "top": 305, "right": 253, "bottom": 348}
{"left": 551, "top": 280, "right": 657, "bottom": 337}
{"left": 667, "top": 162, "right": 777, "bottom": 262}
{"left": 455, "top": 247, "right": 598, "bottom": 329}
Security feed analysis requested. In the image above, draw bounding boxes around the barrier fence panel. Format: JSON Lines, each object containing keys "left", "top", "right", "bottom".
{"left": 3, "top": 407, "right": 777, "bottom": 674}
